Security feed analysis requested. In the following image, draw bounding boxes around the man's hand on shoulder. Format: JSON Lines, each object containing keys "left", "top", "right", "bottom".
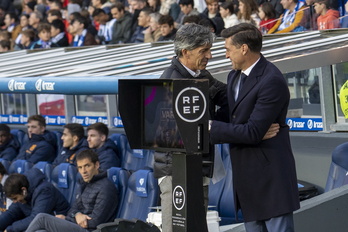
{"left": 262, "top": 123, "right": 280, "bottom": 140}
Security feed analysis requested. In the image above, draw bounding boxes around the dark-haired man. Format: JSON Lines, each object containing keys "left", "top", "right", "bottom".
{"left": 110, "top": 2, "right": 133, "bottom": 44}
{"left": 87, "top": 122, "right": 120, "bottom": 170}
{"left": 0, "top": 168, "right": 70, "bottom": 232}
{"left": 15, "top": 115, "right": 57, "bottom": 163}
{"left": 26, "top": 149, "right": 118, "bottom": 232}
{"left": 51, "top": 19, "right": 69, "bottom": 47}
{"left": 0, "top": 124, "right": 19, "bottom": 161}
{"left": 157, "top": 14, "right": 177, "bottom": 41}
{"left": 92, "top": 8, "right": 116, "bottom": 44}
{"left": 70, "top": 15, "right": 98, "bottom": 47}
{"left": 53, "top": 123, "right": 89, "bottom": 166}
{"left": 210, "top": 23, "right": 300, "bottom": 231}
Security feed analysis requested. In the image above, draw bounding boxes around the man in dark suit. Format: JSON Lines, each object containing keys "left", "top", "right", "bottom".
{"left": 209, "top": 23, "right": 300, "bottom": 232}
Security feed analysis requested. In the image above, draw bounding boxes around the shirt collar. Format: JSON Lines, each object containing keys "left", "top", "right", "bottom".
{"left": 179, "top": 59, "right": 201, "bottom": 77}
{"left": 242, "top": 57, "right": 260, "bottom": 76}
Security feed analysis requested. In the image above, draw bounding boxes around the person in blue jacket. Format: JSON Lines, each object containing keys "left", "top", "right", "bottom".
{"left": 53, "top": 123, "right": 89, "bottom": 166}
{"left": 15, "top": 115, "right": 57, "bottom": 163}
{"left": 0, "top": 168, "right": 70, "bottom": 232}
{"left": 0, "top": 124, "right": 20, "bottom": 161}
{"left": 26, "top": 149, "right": 118, "bottom": 232}
{"left": 87, "top": 122, "right": 121, "bottom": 170}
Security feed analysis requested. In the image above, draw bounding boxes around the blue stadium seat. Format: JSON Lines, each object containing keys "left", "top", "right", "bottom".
{"left": 109, "top": 133, "right": 154, "bottom": 171}
{"left": 10, "top": 129, "right": 25, "bottom": 146}
{"left": 51, "top": 131, "right": 63, "bottom": 156}
{"left": 117, "top": 169, "right": 159, "bottom": 221}
{"left": 325, "top": 142, "right": 348, "bottom": 192}
{"left": 51, "top": 163, "right": 78, "bottom": 204}
{"left": 208, "top": 144, "right": 243, "bottom": 225}
{"left": 33, "top": 161, "right": 53, "bottom": 182}
{"left": 107, "top": 167, "right": 131, "bottom": 218}
{"left": 9, "top": 159, "right": 33, "bottom": 174}
{"left": 0, "top": 158, "right": 11, "bottom": 172}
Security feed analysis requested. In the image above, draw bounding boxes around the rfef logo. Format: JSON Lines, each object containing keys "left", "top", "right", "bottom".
{"left": 175, "top": 87, "right": 206, "bottom": 123}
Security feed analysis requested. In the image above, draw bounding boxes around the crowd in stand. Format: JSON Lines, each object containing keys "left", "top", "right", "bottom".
{"left": 0, "top": 115, "right": 122, "bottom": 231}
{"left": 0, "top": 0, "right": 347, "bottom": 52}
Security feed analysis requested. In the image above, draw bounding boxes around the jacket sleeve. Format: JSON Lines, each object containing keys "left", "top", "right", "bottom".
{"left": 1, "top": 147, "right": 18, "bottom": 161}
{"left": 87, "top": 183, "right": 118, "bottom": 228}
{"left": 275, "top": 8, "right": 305, "bottom": 34}
{"left": 0, "top": 203, "right": 22, "bottom": 231}
{"left": 6, "top": 186, "right": 56, "bottom": 232}
{"left": 27, "top": 142, "right": 55, "bottom": 163}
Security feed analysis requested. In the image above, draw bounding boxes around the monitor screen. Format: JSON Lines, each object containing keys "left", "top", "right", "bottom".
{"left": 143, "top": 83, "right": 184, "bottom": 151}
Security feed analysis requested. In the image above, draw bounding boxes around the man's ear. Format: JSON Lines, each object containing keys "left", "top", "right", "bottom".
{"left": 101, "top": 134, "right": 106, "bottom": 142}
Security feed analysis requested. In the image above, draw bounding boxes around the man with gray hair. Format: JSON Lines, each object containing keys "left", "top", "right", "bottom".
{"left": 153, "top": 23, "right": 227, "bottom": 232}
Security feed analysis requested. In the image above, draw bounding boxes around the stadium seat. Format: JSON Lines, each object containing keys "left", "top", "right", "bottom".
{"left": 117, "top": 169, "right": 159, "bottom": 221}
{"left": 9, "top": 159, "right": 33, "bottom": 174}
{"left": 109, "top": 133, "right": 154, "bottom": 171}
{"left": 107, "top": 167, "right": 131, "bottom": 218}
{"left": 51, "top": 163, "right": 78, "bottom": 204}
{"left": 51, "top": 131, "right": 63, "bottom": 156}
{"left": 10, "top": 129, "right": 25, "bottom": 146}
{"left": 325, "top": 142, "right": 348, "bottom": 192}
{"left": 208, "top": 144, "right": 243, "bottom": 225}
{"left": 0, "top": 158, "right": 11, "bottom": 172}
{"left": 33, "top": 161, "right": 53, "bottom": 182}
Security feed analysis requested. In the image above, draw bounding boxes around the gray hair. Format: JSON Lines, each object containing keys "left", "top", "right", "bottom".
{"left": 149, "top": 12, "right": 161, "bottom": 23}
{"left": 174, "top": 23, "right": 215, "bottom": 57}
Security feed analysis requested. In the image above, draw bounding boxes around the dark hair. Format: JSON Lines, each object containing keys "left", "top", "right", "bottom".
{"left": 71, "top": 14, "right": 88, "bottom": 29}
{"left": 87, "top": 122, "right": 108, "bottom": 137}
{"left": 182, "top": 14, "right": 201, "bottom": 24}
{"left": 76, "top": 149, "right": 99, "bottom": 164}
{"left": 50, "top": 0, "right": 63, "bottom": 8}
{"left": 51, "top": 19, "right": 65, "bottom": 32}
{"left": 0, "top": 40, "right": 11, "bottom": 50}
{"left": 140, "top": 7, "right": 154, "bottom": 16}
{"left": 178, "top": 0, "right": 194, "bottom": 7}
{"left": 63, "top": 123, "right": 85, "bottom": 140}
{"left": 5, "top": 12, "right": 17, "bottom": 22}
{"left": 220, "top": 1, "right": 234, "bottom": 14}
{"left": 92, "top": 8, "right": 106, "bottom": 17}
{"left": 0, "top": 124, "right": 10, "bottom": 134}
{"left": 198, "top": 18, "right": 216, "bottom": 33}
{"left": 21, "top": 29, "right": 36, "bottom": 42}
{"left": 47, "top": 9, "right": 62, "bottom": 18}
{"left": 260, "top": 2, "right": 276, "bottom": 19}
{"left": 221, "top": 23, "right": 262, "bottom": 53}
{"left": 237, "top": 0, "right": 258, "bottom": 21}
{"left": 0, "top": 162, "right": 7, "bottom": 175}
{"left": 37, "top": 22, "right": 51, "bottom": 33}
{"left": 111, "top": 2, "right": 125, "bottom": 12}
{"left": 314, "top": 0, "right": 329, "bottom": 8}
{"left": 28, "top": 115, "right": 46, "bottom": 127}
{"left": 4, "top": 174, "right": 29, "bottom": 196}
{"left": 159, "top": 14, "right": 174, "bottom": 26}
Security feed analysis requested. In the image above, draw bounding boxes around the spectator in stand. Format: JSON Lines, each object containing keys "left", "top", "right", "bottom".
{"left": 144, "top": 12, "right": 161, "bottom": 42}
{"left": 0, "top": 0, "right": 15, "bottom": 13}
{"left": 0, "top": 163, "right": 11, "bottom": 214}
{"left": 0, "top": 39, "right": 11, "bottom": 52}
{"left": 14, "top": 29, "right": 36, "bottom": 50}
{"left": 260, "top": 0, "right": 284, "bottom": 18}
{"left": 220, "top": 1, "right": 239, "bottom": 29}
{"left": 15, "top": 115, "right": 57, "bottom": 163}
{"left": 110, "top": 2, "right": 133, "bottom": 44}
{"left": 0, "top": 31, "right": 10, "bottom": 42}
{"left": 129, "top": 7, "right": 152, "bottom": 43}
{"left": 69, "top": 14, "right": 98, "bottom": 46}
{"left": 268, "top": 0, "right": 307, "bottom": 33}
{"left": 305, "top": 0, "right": 319, "bottom": 30}
{"left": 175, "top": 0, "right": 199, "bottom": 28}
{"left": 4, "top": 12, "right": 20, "bottom": 40}
{"left": 26, "top": 149, "right": 118, "bottom": 232}
{"left": 0, "top": 169, "right": 70, "bottom": 231}
{"left": 30, "top": 22, "right": 59, "bottom": 49}
{"left": 91, "top": 0, "right": 112, "bottom": 14}
{"left": 47, "top": 0, "right": 63, "bottom": 10}
{"left": 29, "top": 11, "right": 43, "bottom": 35}
{"left": 47, "top": 9, "right": 63, "bottom": 23}
{"left": 237, "top": 0, "right": 261, "bottom": 27}
{"left": 14, "top": 14, "right": 32, "bottom": 46}
{"left": 24, "top": 1, "right": 36, "bottom": 15}
{"left": 182, "top": 14, "right": 201, "bottom": 24}
{"left": 0, "top": 124, "right": 19, "bottom": 161}
{"left": 159, "top": 0, "right": 181, "bottom": 21}
{"left": 92, "top": 8, "right": 116, "bottom": 44}
{"left": 314, "top": 0, "right": 340, "bottom": 30}
{"left": 259, "top": 2, "right": 277, "bottom": 33}
{"left": 200, "top": 0, "right": 224, "bottom": 36}
{"left": 157, "top": 14, "right": 177, "bottom": 41}
{"left": 53, "top": 123, "right": 89, "bottom": 166}
{"left": 87, "top": 122, "right": 120, "bottom": 170}
{"left": 148, "top": 0, "right": 161, "bottom": 12}
{"left": 51, "top": 19, "right": 69, "bottom": 46}
{"left": 129, "top": 0, "right": 147, "bottom": 35}
{"left": 341, "top": 0, "right": 348, "bottom": 28}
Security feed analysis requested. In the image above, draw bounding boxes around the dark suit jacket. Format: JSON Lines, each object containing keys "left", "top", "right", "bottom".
{"left": 210, "top": 54, "right": 300, "bottom": 222}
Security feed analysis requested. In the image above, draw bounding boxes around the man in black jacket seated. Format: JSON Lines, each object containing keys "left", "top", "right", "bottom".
{"left": 26, "top": 149, "right": 119, "bottom": 232}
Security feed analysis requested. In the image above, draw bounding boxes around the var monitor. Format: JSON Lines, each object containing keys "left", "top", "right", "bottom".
{"left": 118, "top": 79, "right": 209, "bottom": 154}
